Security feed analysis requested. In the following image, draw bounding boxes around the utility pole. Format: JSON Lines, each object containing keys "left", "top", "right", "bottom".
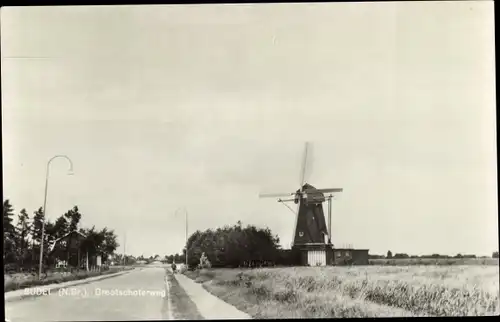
{"left": 39, "top": 155, "right": 74, "bottom": 279}
{"left": 123, "top": 232, "right": 127, "bottom": 266}
{"left": 185, "top": 209, "right": 188, "bottom": 266}
{"left": 328, "top": 194, "right": 332, "bottom": 244}
{"left": 175, "top": 207, "right": 189, "bottom": 266}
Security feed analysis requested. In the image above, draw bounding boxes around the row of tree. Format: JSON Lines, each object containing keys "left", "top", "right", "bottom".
{"left": 3, "top": 199, "right": 120, "bottom": 272}
{"left": 166, "top": 221, "right": 300, "bottom": 269}
{"left": 112, "top": 254, "right": 137, "bottom": 265}
{"left": 164, "top": 253, "right": 186, "bottom": 264}
{"left": 165, "top": 223, "right": 499, "bottom": 269}
{"left": 185, "top": 221, "right": 282, "bottom": 268}
{"left": 370, "top": 250, "right": 498, "bottom": 259}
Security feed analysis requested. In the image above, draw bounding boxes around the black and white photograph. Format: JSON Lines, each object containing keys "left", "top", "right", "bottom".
{"left": 2, "top": 1, "right": 498, "bottom": 320}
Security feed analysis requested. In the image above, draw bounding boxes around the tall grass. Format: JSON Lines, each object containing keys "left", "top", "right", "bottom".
{"left": 184, "top": 265, "right": 499, "bottom": 317}
{"left": 4, "top": 267, "right": 129, "bottom": 292}
{"left": 369, "top": 258, "right": 499, "bottom": 266}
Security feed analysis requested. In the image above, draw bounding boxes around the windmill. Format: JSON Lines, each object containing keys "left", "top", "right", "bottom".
{"left": 259, "top": 142, "right": 343, "bottom": 266}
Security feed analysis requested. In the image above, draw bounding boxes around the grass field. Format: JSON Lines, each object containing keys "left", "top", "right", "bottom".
{"left": 184, "top": 265, "right": 499, "bottom": 317}
{"left": 4, "top": 267, "right": 131, "bottom": 292}
{"left": 369, "top": 258, "right": 499, "bottom": 266}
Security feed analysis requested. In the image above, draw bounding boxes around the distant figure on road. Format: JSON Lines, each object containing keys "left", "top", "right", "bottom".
{"left": 171, "top": 262, "right": 177, "bottom": 274}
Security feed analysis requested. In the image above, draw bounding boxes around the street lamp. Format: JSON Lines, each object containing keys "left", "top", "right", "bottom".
{"left": 39, "top": 155, "right": 74, "bottom": 279}
{"left": 174, "top": 207, "right": 188, "bottom": 266}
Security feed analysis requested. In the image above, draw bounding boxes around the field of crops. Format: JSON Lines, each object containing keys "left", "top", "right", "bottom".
{"left": 184, "top": 265, "right": 500, "bottom": 317}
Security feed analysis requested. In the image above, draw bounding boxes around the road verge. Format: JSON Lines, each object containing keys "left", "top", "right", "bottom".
{"left": 4, "top": 268, "right": 135, "bottom": 303}
{"left": 164, "top": 268, "right": 204, "bottom": 320}
{"left": 173, "top": 269, "right": 251, "bottom": 319}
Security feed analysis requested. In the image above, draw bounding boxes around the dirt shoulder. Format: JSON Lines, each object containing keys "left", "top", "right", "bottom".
{"left": 165, "top": 269, "right": 204, "bottom": 320}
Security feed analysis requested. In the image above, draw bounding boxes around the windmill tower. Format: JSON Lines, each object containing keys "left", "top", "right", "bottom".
{"left": 259, "top": 142, "right": 343, "bottom": 266}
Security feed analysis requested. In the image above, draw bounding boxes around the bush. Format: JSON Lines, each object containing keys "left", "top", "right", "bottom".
{"left": 198, "top": 252, "right": 212, "bottom": 269}
{"left": 178, "top": 264, "right": 187, "bottom": 274}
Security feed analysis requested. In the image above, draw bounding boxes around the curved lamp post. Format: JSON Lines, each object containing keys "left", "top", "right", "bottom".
{"left": 174, "top": 207, "right": 188, "bottom": 266}
{"left": 39, "top": 155, "right": 74, "bottom": 278}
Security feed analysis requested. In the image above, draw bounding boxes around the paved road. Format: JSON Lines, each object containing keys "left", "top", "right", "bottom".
{"left": 5, "top": 267, "right": 178, "bottom": 321}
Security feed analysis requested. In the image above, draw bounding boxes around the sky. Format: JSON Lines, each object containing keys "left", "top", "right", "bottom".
{"left": 1, "top": 2, "right": 497, "bottom": 258}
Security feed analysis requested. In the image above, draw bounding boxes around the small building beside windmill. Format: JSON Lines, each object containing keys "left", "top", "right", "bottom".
{"left": 292, "top": 244, "right": 369, "bottom": 266}
{"left": 331, "top": 247, "right": 369, "bottom": 265}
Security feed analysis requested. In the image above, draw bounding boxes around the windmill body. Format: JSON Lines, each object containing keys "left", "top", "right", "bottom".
{"left": 293, "top": 183, "right": 329, "bottom": 245}
{"left": 259, "top": 142, "right": 343, "bottom": 266}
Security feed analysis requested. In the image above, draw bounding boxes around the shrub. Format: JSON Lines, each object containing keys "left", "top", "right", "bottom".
{"left": 178, "top": 264, "right": 187, "bottom": 274}
{"left": 198, "top": 252, "right": 212, "bottom": 269}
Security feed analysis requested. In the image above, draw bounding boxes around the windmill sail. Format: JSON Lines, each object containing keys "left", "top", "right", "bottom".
{"left": 306, "top": 188, "right": 343, "bottom": 194}
{"left": 292, "top": 142, "right": 310, "bottom": 246}
{"left": 259, "top": 192, "right": 293, "bottom": 198}
{"left": 299, "top": 142, "right": 309, "bottom": 189}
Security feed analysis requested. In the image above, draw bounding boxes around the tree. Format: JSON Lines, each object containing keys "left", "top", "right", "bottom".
{"left": 23, "top": 206, "right": 57, "bottom": 267}
{"left": 3, "top": 200, "right": 17, "bottom": 264}
{"left": 44, "top": 221, "right": 56, "bottom": 250}
{"left": 387, "top": 250, "right": 393, "bottom": 259}
{"left": 41, "top": 220, "right": 59, "bottom": 266}
{"left": 184, "top": 221, "right": 282, "bottom": 269}
{"left": 44, "top": 215, "right": 72, "bottom": 267}
{"left": 53, "top": 215, "right": 69, "bottom": 239}
{"left": 79, "top": 225, "right": 119, "bottom": 264}
{"left": 180, "top": 248, "right": 186, "bottom": 264}
{"left": 462, "top": 254, "right": 476, "bottom": 259}
{"left": 64, "top": 206, "right": 82, "bottom": 232}
{"left": 369, "top": 254, "right": 385, "bottom": 259}
{"left": 124, "top": 255, "right": 136, "bottom": 265}
{"left": 114, "top": 253, "right": 124, "bottom": 264}
{"left": 3, "top": 201, "right": 120, "bottom": 270}
{"left": 394, "top": 253, "right": 409, "bottom": 259}
{"left": 3, "top": 199, "right": 15, "bottom": 230}
{"left": 101, "top": 228, "right": 119, "bottom": 262}
{"left": 80, "top": 226, "right": 102, "bottom": 266}
{"left": 15, "top": 208, "right": 31, "bottom": 266}
{"left": 31, "top": 207, "right": 44, "bottom": 245}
